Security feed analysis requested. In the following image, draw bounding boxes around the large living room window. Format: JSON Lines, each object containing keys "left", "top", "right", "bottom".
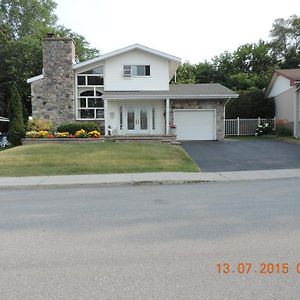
{"left": 123, "top": 65, "right": 150, "bottom": 77}
{"left": 76, "top": 66, "right": 104, "bottom": 120}
{"left": 77, "top": 90, "right": 104, "bottom": 120}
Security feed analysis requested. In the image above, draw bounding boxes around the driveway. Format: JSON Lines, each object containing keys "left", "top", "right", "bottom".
{"left": 181, "top": 138, "right": 300, "bottom": 172}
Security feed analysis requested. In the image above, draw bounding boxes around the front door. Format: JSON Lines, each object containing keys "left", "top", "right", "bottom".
{"left": 126, "top": 106, "right": 149, "bottom": 134}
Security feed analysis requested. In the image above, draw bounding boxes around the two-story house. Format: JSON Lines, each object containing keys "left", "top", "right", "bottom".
{"left": 27, "top": 35, "right": 238, "bottom": 140}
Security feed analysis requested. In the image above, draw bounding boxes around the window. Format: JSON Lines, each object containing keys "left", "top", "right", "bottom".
{"left": 123, "top": 65, "right": 150, "bottom": 77}
{"left": 77, "top": 90, "right": 104, "bottom": 120}
{"left": 77, "top": 66, "right": 104, "bottom": 86}
{"left": 81, "top": 66, "right": 103, "bottom": 74}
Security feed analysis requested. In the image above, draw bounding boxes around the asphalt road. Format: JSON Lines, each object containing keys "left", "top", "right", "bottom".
{"left": 182, "top": 139, "right": 300, "bottom": 172}
{"left": 1, "top": 179, "right": 300, "bottom": 299}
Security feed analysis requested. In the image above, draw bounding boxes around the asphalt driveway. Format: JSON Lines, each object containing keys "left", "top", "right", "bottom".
{"left": 182, "top": 138, "right": 300, "bottom": 172}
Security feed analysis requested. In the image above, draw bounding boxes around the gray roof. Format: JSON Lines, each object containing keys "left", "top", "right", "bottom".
{"left": 103, "top": 84, "right": 238, "bottom": 100}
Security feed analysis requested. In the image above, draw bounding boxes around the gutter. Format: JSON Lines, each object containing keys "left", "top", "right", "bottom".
{"left": 103, "top": 94, "right": 239, "bottom": 100}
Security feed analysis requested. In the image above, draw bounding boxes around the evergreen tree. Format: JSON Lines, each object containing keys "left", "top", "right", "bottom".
{"left": 8, "top": 83, "right": 25, "bottom": 145}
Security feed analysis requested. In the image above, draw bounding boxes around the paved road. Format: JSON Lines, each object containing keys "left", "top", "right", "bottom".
{"left": 1, "top": 180, "right": 300, "bottom": 299}
{"left": 182, "top": 139, "right": 300, "bottom": 172}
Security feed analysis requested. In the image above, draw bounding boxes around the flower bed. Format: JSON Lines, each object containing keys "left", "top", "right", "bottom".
{"left": 23, "top": 129, "right": 104, "bottom": 144}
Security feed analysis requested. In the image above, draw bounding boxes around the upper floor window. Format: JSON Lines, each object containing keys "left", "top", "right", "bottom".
{"left": 77, "top": 66, "right": 104, "bottom": 86}
{"left": 123, "top": 65, "right": 150, "bottom": 77}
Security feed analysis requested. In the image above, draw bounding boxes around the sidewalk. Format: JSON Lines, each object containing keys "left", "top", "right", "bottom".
{"left": 1, "top": 168, "right": 300, "bottom": 189}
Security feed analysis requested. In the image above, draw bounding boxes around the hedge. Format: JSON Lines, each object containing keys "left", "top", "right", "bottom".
{"left": 57, "top": 122, "right": 100, "bottom": 134}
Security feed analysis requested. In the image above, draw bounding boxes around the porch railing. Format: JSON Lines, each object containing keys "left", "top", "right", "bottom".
{"left": 225, "top": 117, "right": 276, "bottom": 136}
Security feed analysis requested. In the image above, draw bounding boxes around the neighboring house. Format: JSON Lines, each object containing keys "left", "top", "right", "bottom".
{"left": 265, "top": 69, "right": 300, "bottom": 137}
{"left": 27, "top": 35, "right": 238, "bottom": 140}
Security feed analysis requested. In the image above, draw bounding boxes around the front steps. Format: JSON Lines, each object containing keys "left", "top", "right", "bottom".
{"left": 105, "top": 135, "right": 178, "bottom": 144}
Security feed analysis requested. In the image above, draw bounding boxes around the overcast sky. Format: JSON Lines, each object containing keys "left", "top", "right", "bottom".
{"left": 55, "top": 0, "right": 299, "bottom": 63}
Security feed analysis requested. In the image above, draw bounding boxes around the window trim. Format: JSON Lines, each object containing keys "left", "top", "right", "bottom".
{"left": 75, "top": 85, "right": 105, "bottom": 120}
{"left": 123, "top": 64, "right": 151, "bottom": 77}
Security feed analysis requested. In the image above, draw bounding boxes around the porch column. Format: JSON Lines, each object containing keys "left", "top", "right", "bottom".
{"left": 294, "top": 86, "right": 300, "bottom": 137}
{"left": 166, "top": 98, "right": 170, "bottom": 135}
{"left": 104, "top": 98, "right": 108, "bottom": 136}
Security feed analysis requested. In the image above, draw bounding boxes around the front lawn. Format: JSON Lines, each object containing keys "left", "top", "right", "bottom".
{"left": 0, "top": 143, "right": 199, "bottom": 177}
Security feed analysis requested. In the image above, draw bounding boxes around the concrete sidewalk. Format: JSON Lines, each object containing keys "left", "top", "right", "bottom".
{"left": 1, "top": 168, "right": 300, "bottom": 189}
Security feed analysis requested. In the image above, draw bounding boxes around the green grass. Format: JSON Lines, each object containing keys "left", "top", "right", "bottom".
{"left": 226, "top": 135, "right": 300, "bottom": 143}
{"left": 225, "top": 135, "right": 276, "bottom": 140}
{"left": 0, "top": 143, "right": 199, "bottom": 177}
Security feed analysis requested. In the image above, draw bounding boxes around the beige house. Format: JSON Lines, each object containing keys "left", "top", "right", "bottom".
{"left": 265, "top": 69, "right": 300, "bottom": 137}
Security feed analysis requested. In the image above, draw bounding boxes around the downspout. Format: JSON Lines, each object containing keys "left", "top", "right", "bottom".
{"left": 293, "top": 82, "right": 300, "bottom": 138}
{"left": 224, "top": 97, "right": 232, "bottom": 120}
{"left": 224, "top": 97, "right": 232, "bottom": 139}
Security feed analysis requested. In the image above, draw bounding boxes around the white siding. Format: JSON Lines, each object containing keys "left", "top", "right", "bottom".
{"left": 269, "top": 76, "right": 291, "bottom": 98}
{"left": 274, "top": 87, "right": 295, "bottom": 122}
{"left": 104, "top": 50, "right": 169, "bottom": 91}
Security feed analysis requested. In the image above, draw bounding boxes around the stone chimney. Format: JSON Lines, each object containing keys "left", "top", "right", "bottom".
{"left": 40, "top": 35, "right": 76, "bottom": 126}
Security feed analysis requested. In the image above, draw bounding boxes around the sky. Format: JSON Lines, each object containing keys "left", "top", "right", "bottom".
{"left": 55, "top": 0, "right": 300, "bottom": 63}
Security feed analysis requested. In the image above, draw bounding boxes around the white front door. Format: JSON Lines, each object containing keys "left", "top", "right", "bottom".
{"left": 126, "top": 105, "right": 149, "bottom": 134}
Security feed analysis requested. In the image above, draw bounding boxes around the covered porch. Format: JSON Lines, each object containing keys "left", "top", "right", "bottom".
{"left": 104, "top": 97, "right": 172, "bottom": 137}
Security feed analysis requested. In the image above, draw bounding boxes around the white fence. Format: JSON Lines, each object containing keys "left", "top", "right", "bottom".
{"left": 225, "top": 117, "right": 276, "bottom": 136}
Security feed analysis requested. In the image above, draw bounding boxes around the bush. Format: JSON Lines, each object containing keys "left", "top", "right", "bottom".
{"left": 275, "top": 126, "right": 293, "bottom": 137}
{"left": 75, "top": 129, "right": 88, "bottom": 138}
{"left": 26, "top": 130, "right": 49, "bottom": 138}
{"left": 8, "top": 83, "right": 26, "bottom": 145}
{"left": 54, "top": 132, "right": 70, "bottom": 138}
{"left": 27, "top": 119, "right": 53, "bottom": 132}
{"left": 255, "top": 122, "right": 273, "bottom": 136}
{"left": 57, "top": 122, "right": 100, "bottom": 134}
{"left": 88, "top": 130, "right": 101, "bottom": 138}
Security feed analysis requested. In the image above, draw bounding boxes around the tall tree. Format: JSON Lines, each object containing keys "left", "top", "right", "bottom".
{"left": 270, "top": 15, "right": 300, "bottom": 68}
{"left": 0, "top": 0, "right": 100, "bottom": 123}
{"left": 0, "top": 0, "right": 57, "bottom": 39}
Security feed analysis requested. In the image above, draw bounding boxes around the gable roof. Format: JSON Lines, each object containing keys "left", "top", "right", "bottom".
{"left": 27, "top": 43, "right": 182, "bottom": 83}
{"left": 275, "top": 69, "right": 300, "bottom": 81}
{"left": 265, "top": 68, "right": 300, "bottom": 97}
{"left": 73, "top": 43, "right": 181, "bottom": 70}
{"left": 103, "top": 83, "right": 238, "bottom": 100}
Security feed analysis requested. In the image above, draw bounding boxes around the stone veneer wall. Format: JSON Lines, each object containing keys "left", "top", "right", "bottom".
{"left": 31, "top": 37, "right": 76, "bottom": 128}
{"left": 170, "top": 99, "right": 226, "bottom": 140}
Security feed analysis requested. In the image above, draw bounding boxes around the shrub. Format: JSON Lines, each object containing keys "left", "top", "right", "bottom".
{"left": 57, "top": 122, "right": 100, "bottom": 134}
{"left": 54, "top": 132, "right": 69, "bottom": 138}
{"left": 27, "top": 119, "right": 53, "bottom": 132}
{"left": 8, "top": 83, "right": 26, "bottom": 145}
{"left": 88, "top": 130, "right": 101, "bottom": 138}
{"left": 26, "top": 130, "right": 39, "bottom": 138}
{"left": 273, "top": 120, "right": 293, "bottom": 137}
{"left": 75, "top": 129, "right": 89, "bottom": 138}
{"left": 275, "top": 126, "right": 293, "bottom": 137}
{"left": 255, "top": 123, "right": 273, "bottom": 136}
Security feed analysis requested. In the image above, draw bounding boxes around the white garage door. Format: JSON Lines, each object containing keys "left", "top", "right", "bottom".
{"left": 174, "top": 109, "right": 216, "bottom": 140}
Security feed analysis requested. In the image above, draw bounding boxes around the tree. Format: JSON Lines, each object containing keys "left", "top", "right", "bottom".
{"left": 55, "top": 26, "right": 100, "bottom": 62}
{"left": 0, "top": 0, "right": 100, "bottom": 124}
{"left": 270, "top": 15, "right": 300, "bottom": 68}
{"left": 0, "top": 0, "right": 57, "bottom": 39}
{"left": 174, "top": 62, "right": 196, "bottom": 83}
{"left": 8, "top": 83, "right": 26, "bottom": 145}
